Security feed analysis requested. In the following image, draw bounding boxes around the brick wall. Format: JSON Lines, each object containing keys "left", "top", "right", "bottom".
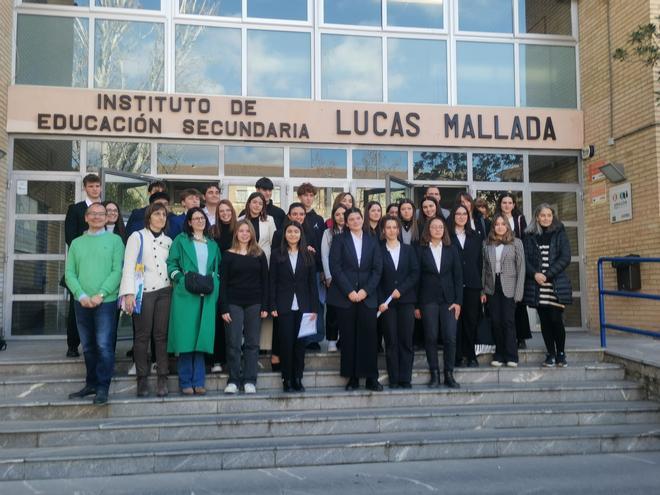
{"left": 0, "top": 0, "right": 12, "bottom": 329}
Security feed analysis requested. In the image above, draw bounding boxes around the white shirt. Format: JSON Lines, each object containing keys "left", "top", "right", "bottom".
{"left": 85, "top": 197, "right": 94, "bottom": 207}
{"left": 495, "top": 244, "right": 504, "bottom": 274}
{"left": 386, "top": 242, "right": 401, "bottom": 270}
{"left": 203, "top": 207, "right": 216, "bottom": 226}
{"left": 289, "top": 251, "right": 299, "bottom": 310}
{"left": 106, "top": 223, "right": 116, "bottom": 234}
{"left": 430, "top": 242, "right": 443, "bottom": 272}
{"left": 455, "top": 230, "right": 466, "bottom": 248}
{"left": 351, "top": 231, "right": 363, "bottom": 266}
{"left": 470, "top": 218, "right": 476, "bottom": 231}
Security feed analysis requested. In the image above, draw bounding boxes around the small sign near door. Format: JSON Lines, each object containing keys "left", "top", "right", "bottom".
{"left": 16, "top": 180, "right": 28, "bottom": 195}
{"left": 609, "top": 182, "right": 632, "bottom": 223}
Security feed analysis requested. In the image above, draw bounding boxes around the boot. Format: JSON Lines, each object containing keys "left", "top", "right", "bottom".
{"left": 444, "top": 371, "right": 460, "bottom": 389}
{"left": 282, "top": 379, "right": 293, "bottom": 392}
{"left": 427, "top": 369, "right": 440, "bottom": 388}
{"left": 292, "top": 377, "right": 306, "bottom": 392}
{"left": 156, "top": 375, "right": 168, "bottom": 397}
{"left": 137, "top": 376, "right": 149, "bottom": 397}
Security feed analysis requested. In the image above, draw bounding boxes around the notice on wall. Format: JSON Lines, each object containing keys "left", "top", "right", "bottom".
{"left": 16, "top": 180, "right": 28, "bottom": 195}
{"left": 590, "top": 182, "right": 607, "bottom": 205}
{"left": 589, "top": 160, "right": 606, "bottom": 182}
{"left": 609, "top": 182, "right": 632, "bottom": 223}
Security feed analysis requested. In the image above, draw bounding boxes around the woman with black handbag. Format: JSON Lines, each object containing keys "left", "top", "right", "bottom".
{"left": 167, "top": 207, "right": 220, "bottom": 395}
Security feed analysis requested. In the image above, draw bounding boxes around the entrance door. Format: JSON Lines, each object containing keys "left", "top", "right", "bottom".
{"left": 410, "top": 185, "right": 468, "bottom": 213}
{"left": 386, "top": 175, "right": 414, "bottom": 205}
{"left": 100, "top": 168, "right": 153, "bottom": 222}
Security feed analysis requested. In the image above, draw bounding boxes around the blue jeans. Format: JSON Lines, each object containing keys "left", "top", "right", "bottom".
{"left": 74, "top": 301, "right": 118, "bottom": 393}
{"left": 178, "top": 352, "right": 206, "bottom": 389}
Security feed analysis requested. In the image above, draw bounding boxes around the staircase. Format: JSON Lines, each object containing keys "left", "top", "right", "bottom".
{"left": 0, "top": 349, "right": 659, "bottom": 481}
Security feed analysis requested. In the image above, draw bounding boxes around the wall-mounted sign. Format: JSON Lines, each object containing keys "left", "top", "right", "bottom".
{"left": 609, "top": 182, "right": 632, "bottom": 223}
{"left": 590, "top": 182, "right": 607, "bottom": 205}
{"left": 6, "top": 86, "right": 584, "bottom": 150}
{"left": 588, "top": 160, "right": 606, "bottom": 182}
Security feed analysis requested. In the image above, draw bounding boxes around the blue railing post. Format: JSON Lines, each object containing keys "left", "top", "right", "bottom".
{"left": 598, "top": 258, "right": 606, "bottom": 348}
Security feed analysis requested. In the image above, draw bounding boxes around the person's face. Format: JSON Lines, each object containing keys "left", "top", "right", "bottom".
{"left": 340, "top": 194, "right": 353, "bottom": 209}
{"left": 148, "top": 209, "right": 167, "bottom": 232}
{"left": 256, "top": 187, "right": 273, "bottom": 202}
{"left": 387, "top": 205, "right": 399, "bottom": 217}
{"left": 188, "top": 211, "right": 207, "bottom": 233}
{"left": 182, "top": 195, "right": 200, "bottom": 211}
{"left": 347, "top": 212, "right": 363, "bottom": 232}
{"left": 399, "top": 203, "right": 413, "bottom": 221}
{"left": 299, "top": 192, "right": 315, "bottom": 209}
{"left": 84, "top": 181, "right": 101, "bottom": 200}
{"left": 334, "top": 207, "right": 346, "bottom": 227}
{"left": 149, "top": 185, "right": 165, "bottom": 194}
{"left": 537, "top": 208, "right": 554, "bottom": 227}
{"left": 85, "top": 205, "right": 107, "bottom": 229}
{"left": 288, "top": 206, "right": 305, "bottom": 224}
{"left": 237, "top": 223, "right": 252, "bottom": 244}
{"left": 426, "top": 188, "right": 441, "bottom": 203}
{"left": 494, "top": 217, "right": 508, "bottom": 236}
{"left": 477, "top": 205, "right": 488, "bottom": 218}
{"left": 104, "top": 203, "right": 119, "bottom": 225}
{"left": 218, "top": 203, "right": 233, "bottom": 224}
{"left": 285, "top": 225, "right": 301, "bottom": 247}
{"left": 384, "top": 220, "right": 399, "bottom": 241}
{"left": 204, "top": 187, "right": 220, "bottom": 207}
{"left": 500, "top": 197, "right": 514, "bottom": 214}
{"left": 368, "top": 205, "right": 382, "bottom": 223}
{"left": 248, "top": 197, "right": 264, "bottom": 217}
{"left": 454, "top": 207, "right": 469, "bottom": 228}
{"left": 460, "top": 197, "right": 472, "bottom": 212}
{"left": 422, "top": 200, "right": 437, "bottom": 219}
{"left": 429, "top": 219, "right": 445, "bottom": 242}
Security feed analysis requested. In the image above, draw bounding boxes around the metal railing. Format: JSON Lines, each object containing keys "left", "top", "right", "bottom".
{"left": 598, "top": 256, "right": 660, "bottom": 347}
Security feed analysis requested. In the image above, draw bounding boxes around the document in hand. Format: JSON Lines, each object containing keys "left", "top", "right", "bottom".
{"left": 376, "top": 295, "right": 393, "bottom": 318}
{"left": 298, "top": 313, "right": 317, "bottom": 339}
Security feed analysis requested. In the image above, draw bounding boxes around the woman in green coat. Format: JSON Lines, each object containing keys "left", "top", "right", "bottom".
{"left": 167, "top": 207, "right": 220, "bottom": 395}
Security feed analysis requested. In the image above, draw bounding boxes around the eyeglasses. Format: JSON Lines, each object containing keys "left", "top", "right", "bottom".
{"left": 87, "top": 212, "right": 106, "bottom": 217}
{"left": 105, "top": 209, "right": 119, "bottom": 214}
{"left": 455, "top": 212, "right": 468, "bottom": 216}
{"left": 191, "top": 217, "right": 206, "bottom": 222}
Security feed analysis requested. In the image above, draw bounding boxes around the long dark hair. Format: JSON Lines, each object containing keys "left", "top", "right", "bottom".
{"left": 364, "top": 201, "right": 382, "bottom": 236}
{"left": 183, "top": 207, "right": 210, "bottom": 237}
{"left": 279, "top": 221, "right": 313, "bottom": 266}
{"left": 398, "top": 198, "right": 419, "bottom": 242}
{"left": 497, "top": 192, "right": 522, "bottom": 218}
{"left": 488, "top": 214, "right": 515, "bottom": 245}
{"left": 329, "top": 204, "right": 347, "bottom": 237}
{"left": 212, "top": 199, "right": 237, "bottom": 238}
{"left": 420, "top": 216, "right": 451, "bottom": 247}
{"left": 244, "top": 192, "right": 268, "bottom": 222}
{"left": 102, "top": 200, "right": 126, "bottom": 241}
{"left": 449, "top": 204, "right": 476, "bottom": 235}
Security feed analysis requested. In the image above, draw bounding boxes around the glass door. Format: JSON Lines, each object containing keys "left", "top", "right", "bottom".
{"left": 386, "top": 175, "right": 414, "bottom": 205}
{"left": 100, "top": 168, "right": 153, "bottom": 223}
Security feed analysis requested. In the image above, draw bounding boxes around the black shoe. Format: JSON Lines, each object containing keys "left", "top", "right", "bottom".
{"left": 399, "top": 382, "right": 412, "bottom": 389}
{"left": 427, "top": 370, "right": 440, "bottom": 388}
{"left": 126, "top": 348, "right": 134, "bottom": 358}
{"left": 282, "top": 380, "right": 293, "bottom": 392}
{"left": 366, "top": 378, "right": 383, "bottom": 392}
{"left": 292, "top": 378, "right": 305, "bottom": 392}
{"left": 444, "top": 371, "right": 460, "bottom": 389}
{"left": 542, "top": 354, "right": 556, "bottom": 367}
{"left": 556, "top": 352, "right": 568, "bottom": 368}
{"left": 388, "top": 382, "right": 399, "bottom": 389}
{"left": 345, "top": 377, "right": 359, "bottom": 390}
{"left": 68, "top": 385, "right": 96, "bottom": 399}
{"left": 137, "top": 377, "right": 149, "bottom": 397}
{"left": 467, "top": 358, "right": 479, "bottom": 368}
{"left": 306, "top": 342, "right": 321, "bottom": 351}
{"left": 93, "top": 389, "right": 108, "bottom": 405}
{"left": 517, "top": 339, "right": 527, "bottom": 350}
{"left": 455, "top": 358, "right": 465, "bottom": 368}
{"left": 66, "top": 348, "right": 80, "bottom": 358}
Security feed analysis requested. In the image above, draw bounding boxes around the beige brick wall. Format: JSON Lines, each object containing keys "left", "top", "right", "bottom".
{"left": 0, "top": 0, "right": 11, "bottom": 328}
{"left": 580, "top": 0, "right": 660, "bottom": 333}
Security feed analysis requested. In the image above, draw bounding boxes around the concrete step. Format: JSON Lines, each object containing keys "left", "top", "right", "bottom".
{"left": 2, "top": 423, "right": 659, "bottom": 480}
{"left": 0, "top": 362, "right": 625, "bottom": 400}
{"left": 1, "top": 400, "right": 658, "bottom": 449}
{"left": 0, "top": 380, "right": 645, "bottom": 421}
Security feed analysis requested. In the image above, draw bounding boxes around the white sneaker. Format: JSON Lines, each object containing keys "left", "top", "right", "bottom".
{"left": 490, "top": 360, "right": 503, "bottom": 368}
{"left": 128, "top": 363, "right": 137, "bottom": 376}
{"left": 224, "top": 383, "right": 238, "bottom": 394}
{"left": 506, "top": 361, "right": 518, "bottom": 368}
{"left": 211, "top": 363, "right": 223, "bottom": 373}
{"left": 151, "top": 362, "right": 158, "bottom": 373}
{"left": 327, "top": 341, "right": 338, "bottom": 352}
{"left": 244, "top": 383, "right": 256, "bottom": 394}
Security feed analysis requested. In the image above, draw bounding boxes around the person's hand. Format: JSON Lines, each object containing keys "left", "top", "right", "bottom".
{"left": 222, "top": 313, "right": 232, "bottom": 323}
{"left": 90, "top": 295, "right": 104, "bottom": 307}
{"left": 449, "top": 303, "right": 461, "bottom": 320}
{"left": 124, "top": 295, "right": 136, "bottom": 314}
{"left": 391, "top": 289, "right": 401, "bottom": 300}
{"left": 324, "top": 277, "right": 332, "bottom": 288}
{"left": 534, "top": 273, "right": 547, "bottom": 285}
{"left": 378, "top": 303, "right": 389, "bottom": 314}
{"left": 260, "top": 311, "right": 269, "bottom": 318}
{"left": 271, "top": 310, "right": 278, "bottom": 318}
{"left": 480, "top": 294, "right": 487, "bottom": 304}
{"left": 307, "top": 246, "right": 317, "bottom": 254}
{"left": 348, "top": 291, "right": 360, "bottom": 303}
{"left": 414, "top": 309, "right": 422, "bottom": 320}
{"left": 80, "top": 297, "right": 93, "bottom": 308}
{"left": 357, "top": 289, "right": 368, "bottom": 302}
{"left": 309, "top": 313, "right": 317, "bottom": 321}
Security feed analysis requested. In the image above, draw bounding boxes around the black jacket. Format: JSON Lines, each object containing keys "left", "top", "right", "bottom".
{"left": 303, "top": 209, "right": 327, "bottom": 272}
{"left": 450, "top": 231, "right": 483, "bottom": 290}
{"left": 64, "top": 201, "right": 88, "bottom": 247}
{"left": 377, "top": 243, "right": 420, "bottom": 305}
{"left": 269, "top": 248, "right": 319, "bottom": 314}
{"left": 327, "top": 231, "right": 383, "bottom": 309}
{"left": 267, "top": 201, "right": 286, "bottom": 231}
{"left": 417, "top": 243, "right": 464, "bottom": 306}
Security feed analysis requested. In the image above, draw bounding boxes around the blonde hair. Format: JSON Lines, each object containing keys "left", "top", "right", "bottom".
{"left": 230, "top": 220, "right": 263, "bottom": 257}
{"left": 487, "top": 214, "right": 515, "bottom": 245}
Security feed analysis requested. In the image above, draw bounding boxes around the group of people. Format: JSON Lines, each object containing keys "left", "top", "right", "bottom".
{"left": 64, "top": 175, "right": 572, "bottom": 404}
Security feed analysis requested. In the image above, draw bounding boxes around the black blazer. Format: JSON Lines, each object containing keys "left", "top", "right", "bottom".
{"left": 378, "top": 243, "right": 420, "bottom": 305}
{"left": 269, "top": 248, "right": 319, "bottom": 315}
{"left": 417, "top": 243, "right": 464, "bottom": 306}
{"left": 65, "top": 201, "right": 88, "bottom": 247}
{"left": 450, "top": 231, "right": 483, "bottom": 290}
{"left": 327, "top": 231, "right": 383, "bottom": 309}
{"left": 512, "top": 214, "right": 527, "bottom": 239}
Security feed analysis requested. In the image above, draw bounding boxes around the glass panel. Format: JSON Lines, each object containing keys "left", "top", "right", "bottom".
{"left": 322, "top": 34, "right": 382, "bottom": 101}
{"left": 472, "top": 153, "right": 523, "bottom": 182}
{"left": 293, "top": 186, "right": 344, "bottom": 219}
{"left": 16, "top": 15, "right": 88, "bottom": 87}
{"left": 12, "top": 300, "right": 68, "bottom": 336}
{"left": 520, "top": 45, "right": 577, "bottom": 108}
{"left": 247, "top": 30, "right": 311, "bottom": 98}
{"left": 564, "top": 297, "right": 582, "bottom": 327}
{"left": 458, "top": 0, "right": 512, "bottom": 32}
{"left": 224, "top": 146, "right": 284, "bottom": 177}
{"left": 13, "top": 139, "right": 81, "bottom": 172}
{"left": 104, "top": 178, "right": 149, "bottom": 218}
{"left": 179, "top": 0, "right": 241, "bottom": 16}
{"left": 325, "top": 0, "right": 381, "bottom": 26}
{"left": 290, "top": 148, "right": 347, "bottom": 178}
{"left": 565, "top": 226, "right": 578, "bottom": 256}
{"left": 228, "top": 185, "right": 282, "bottom": 210}
{"left": 388, "top": 38, "right": 447, "bottom": 104}
{"left": 96, "top": 0, "right": 160, "bottom": 9}
{"left": 413, "top": 151, "right": 467, "bottom": 181}
{"left": 356, "top": 187, "right": 387, "bottom": 211}
{"left": 176, "top": 25, "right": 241, "bottom": 96}
{"left": 87, "top": 141, "right": 151, "bottom": 174}
{"left": 353, "top": 150, "right": 408, "bottom": 180}
{"left": 157, "top": 144, "right": 219, "bottom": 176}
{"left": 566, "top": 262, "right": 580, "bottom": 291}
{"left": 475, "top": 190, "right": 523, "bottom": 217}
{"left": 531, "top": 191, "right": 577, "bottom": 221}
{"left": 23, "top": 0, "right": 90, "bottom": 5}
{"left": 94, "top": 20, "right": 164, "bottom": 91}
{"left": 248, "top": 0, "right": 307, "bottom": 20}
{"left": 519, "top": 0, "right": 572, "bottom": 35}
{"left": 387, "top": 0, "right": 444, "bottom": 29}
{"left": 457, "top": 42, "right": 514, "bottom": 106}
{"left": 16, "top": 181, "right": 75, "bottom": 215}
{"left": 14, "top": 260, "right": 66, "bottom": 295}
{"left": 15, "top": 220, "right": 65, "bottom": 254}
{"left": 529, "top": 155, "right": 578, "bottom": 183}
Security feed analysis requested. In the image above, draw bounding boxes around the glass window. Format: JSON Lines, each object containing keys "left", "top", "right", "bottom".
{"left": 12, "top": 300, "right": 67, "bottom": 336}
{"left": 13, "top": 139, "right": 80, "bottom": 172}
{"left": 179, "top": 0, "right": 241, "bottom": 16}
{"left": 23, "top": 0, "right": 90, "bottom": 4}
{"left": 458, "top": 0, "right": 512, "bottom": 33}
{"left": 16, "top": 15, "right": 88, "bottom": 88}
{"left": 228, "top": 184, "right": 282, "bottom": 209}
{"left": 290, "top": 148, "right": 347, "bottom": 178}
{"left": 520, "top": 45, "right": 577, "bottom": 108}
{"left": 353, "top": 150, "right": 407, "bottom": 180}
{"left": 103, "top": 180, "right": 149, "bottom": 217}
{"left": 531, "top": 191, "right": 577, "bottom": 222}
{"left": 529, "top": 155, "right": 579, "bottom": 183}
{"left": 519, "top": 0, "right": 572, "bottom": 35}
{"left": 15, "top": 220, "right": 65, "bottom": 254}
{"left": 224, "top": 146, "right": 284, "bottom": 177}
{"left": 293, "top": 186, "right": 344, "bottom": 219}
{"left": 16, "top": 182, "right": 75, "bottom": 215}
{"left": 176, "top": 25, "right": 241, "bottom": 96}
{"left": 566, "top": 262, "right": 580, "bottom": 291}
{"left": 325, "top": 0, "right": 381, "bottom": 26}
{"left": 472, "top": 153, "right": 523, "bottom": 182}
{"left": 457, "top": 42, "right": 514, "bottom": 106}
{"left": 157, "top": 144, "right": 219, "bottom": 175}
{"left": 247, "top": 30, "right": 311, "bottom": 98}
{"left": 248, "top": 0, "right": 307, "bottom": 20}
{"left": 475, "top": 190, "right": 523, "bottom": 217}
{"left": 87, "top": 141, "right": 151, "bottom": 174}
{"left": 413, "top": 151, "right": 467, "bottom": 180}
{"left": 96, "top": 0, "right": 160, "bottom": 8}
{"left": 14, "top": 260, "right": 66, "bottom": 295}
{"left": 388, "top": 38, "right": 447, "bottom": 104}
{"left": 322, "top": 35, "right": 383, "bottom": 101}
{"left": 387, "top": 0, "right": 444, "bottom": 29}
{"left": 94, "top": 20, "right": 164, "bottom": 91}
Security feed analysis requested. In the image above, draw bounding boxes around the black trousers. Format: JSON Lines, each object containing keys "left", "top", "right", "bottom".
{"left": 278, "top": 311, "right": 307, "bottom": 381}
{"left": 456, "top": 288, "right": 481, "bottom": 361}
{"left": 515, "top": 302, "right": 532, "bottom": 340}
{"left": 421, "top": 302, "right": 457, "bottom": 372}
{"left": 211, "top": 305, "right": 227, "bottom": 365}
{"left": 488, "top": 277, "right": 518, "bottom": 363}
{"left": 337, "top": 303, "right": 378, "bottom": 379}
{"left": 133, "top": 287, "right": 171, "bottom": 377}
{"left": 382, "top": 302, "right": 415, "bottom": 385}
{"left": 537, "top": 305, "right": 566, "bottom": 356}
{"left": 67, "top": 292, "right": 80, "bottom": 350}
{"left": 271, "top": 316, "right": 280, "bottom": 357}
{"left": 325, "top": 304, "right": 339, "bottom": 341}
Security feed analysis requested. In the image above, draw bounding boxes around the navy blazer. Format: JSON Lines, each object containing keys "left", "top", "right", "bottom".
{"left": 64, "top": 201, "right": 88, "bottom": 246}
{"left": 327, "top": 231, "right": 383, "bottom": 309}
{"left": 377, "top": 243, "right": 420, "bottom": 305}
{"left": 417, "top": 243, "right": 464, "bottom": 306}
{"left": 450, "top": 231, "right": 483, "bottom": 290}
{"left": 269, "top": 248, "right": 319, "bottom": 315}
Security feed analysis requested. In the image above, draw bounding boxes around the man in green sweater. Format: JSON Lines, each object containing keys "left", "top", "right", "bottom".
{"left": 65, "top": 202, "right": 125, "bottom": 405}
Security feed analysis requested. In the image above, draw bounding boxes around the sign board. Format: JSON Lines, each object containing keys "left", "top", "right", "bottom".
{"left": 588, "top": 160, "right": 606, "bottom": 182}
{"left": 16, "top": 180, "right": 28, "bottom": 195}
{"left": 590, "top": 182, "right": 607, "bottom": 205}
{"left": 609, "top": 182, "right": 632, "bottom": 223}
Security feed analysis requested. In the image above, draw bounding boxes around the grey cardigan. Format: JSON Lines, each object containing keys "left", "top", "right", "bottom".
{"left": 482, "top": 238, "right": 525, "bottom": 302}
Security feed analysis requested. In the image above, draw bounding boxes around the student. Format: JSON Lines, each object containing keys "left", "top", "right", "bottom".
{"left": 386, "top": 203, "right": 400, "bottom": 218}
{"left": 270, "top": 222, "right": 319, "bottom": 392}
{"left": 475, "top": 197, "right": 491, "bottom": 226}
{"left": 326, "top": 192, "right": 355, "bottom": 229}
{"left": 102, "top": 200, "right": 127, "bottom": 243}
{"left": 455, "top": 191, "right": 490, "bottom": 241}
{"left": 321, "top": 204, "right": 347, "bottom": 352}
{"left": 418, "top": 197, "right": 440, "bottom": 234}
{"left": 398, "top": 199, "right": 420, "bottom": 246}
{"left": 202, "top": 183, "right": 221, "bottom": 227}
{"left": 364, "top": 201, "right": 383, "bottom": 238}
{"left": 238, "top": 192, "right": 277, "bottom": 261}
{"left": 256, "top": 177, "right": 286, "bottom": 230}
{"left": 424, "top": 186, "right": 450, "bottom": 219}
{"left": 168, "top": 189, "right": 202, "bottom": 239}
{"left": 125, "top": 180, "right": 167, "bottom": 237}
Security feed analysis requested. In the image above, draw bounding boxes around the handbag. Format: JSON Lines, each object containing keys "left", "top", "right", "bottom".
{"left": 475, "top": 303, "right": 495, "bottom": 356}
{"left": 184, "top": 271, "right": 214, "bottom": 295}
